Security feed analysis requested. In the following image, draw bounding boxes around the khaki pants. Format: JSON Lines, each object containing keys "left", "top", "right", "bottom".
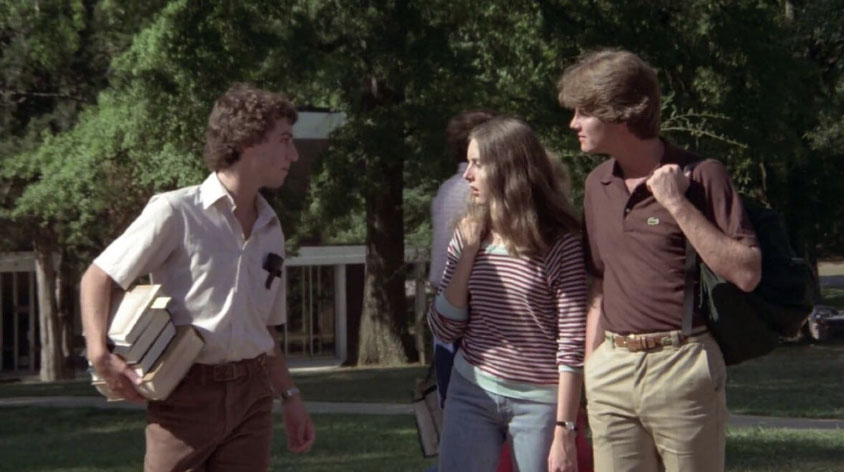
{"left": 584, "top": 331, "right": 727, "bottom": 472}
{"left": 144, "top": 355, "right": 274, "bottom": 472}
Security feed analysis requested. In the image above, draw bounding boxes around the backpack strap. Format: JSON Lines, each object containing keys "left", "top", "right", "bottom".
{"left": 683, "top": 240, "right": 697, "bottom": 336}
{"left": 682, "top": 159, "right": 705, "bottom": 336}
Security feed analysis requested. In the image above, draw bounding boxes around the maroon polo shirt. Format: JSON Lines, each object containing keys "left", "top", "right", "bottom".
{"left": 583, "top": 141, "right": 758, "bottom": 335}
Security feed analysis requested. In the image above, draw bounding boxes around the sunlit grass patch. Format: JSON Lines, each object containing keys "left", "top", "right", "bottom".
{"left": 726, "top": 427, "right": 844, "bottom": 471}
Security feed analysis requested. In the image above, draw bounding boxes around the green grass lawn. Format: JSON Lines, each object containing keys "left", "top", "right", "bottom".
{"left": 725, "top": 428, "right": 844, "bottom": 472}
{"left": 726, "top": 341, "right": 844, "bottom": 419}
{"left": 1, "top": 407, "right": 842, "bottom": 472}
{"left": 821, "top": 286, "right": 844, "bottom": 308}
{"left": 293, "top": 365, "right": 428, "bottom": 403}
{"left": 0, "top": 407, "right": 434, "bottom": 472}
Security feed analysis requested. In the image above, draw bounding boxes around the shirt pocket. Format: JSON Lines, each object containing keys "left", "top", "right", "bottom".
{"left": 247, "top": 251, "right": 283, "bottom": 322}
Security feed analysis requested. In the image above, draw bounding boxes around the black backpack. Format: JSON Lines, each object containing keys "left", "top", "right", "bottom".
{"left": 683, "top": 163, "right": 815, "bottom": 366}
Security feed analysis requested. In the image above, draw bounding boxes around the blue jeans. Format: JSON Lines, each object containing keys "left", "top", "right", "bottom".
{"left": 437, "top": 371, "right": 556, "bottom": 472}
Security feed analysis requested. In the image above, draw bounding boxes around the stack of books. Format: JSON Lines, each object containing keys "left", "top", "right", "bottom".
{"left": 90, "top": 284, "right": 204, "bottom": 401}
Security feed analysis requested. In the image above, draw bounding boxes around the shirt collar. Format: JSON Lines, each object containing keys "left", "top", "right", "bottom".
{"left": 599, "top": 138, "right": 691, "bottom": 185}
{"left": 254, "top": 192, "right": 279, "bottom": 229}
{"left": 200, "top": 173, "right": 279, "bottom": 228}
{"left": 200, "top": 173, "right": 233, "bottom": 210}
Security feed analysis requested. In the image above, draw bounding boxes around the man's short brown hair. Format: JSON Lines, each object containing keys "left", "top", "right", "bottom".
{"left": 203, "top": 83, "right": 298, "bottom": 171}
{"left": 446, "top": 109, "right": 497, "bottom": 165}
{"left": 557, "top": 49, "right": 660, "bottom": 139}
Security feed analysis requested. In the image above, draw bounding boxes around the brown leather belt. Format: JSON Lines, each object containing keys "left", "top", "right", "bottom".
{"left": 186, "top": 353, "right": 267, "bottom": 383}
{"left": 607, "top": 327, "right": 707, "bottom": 352}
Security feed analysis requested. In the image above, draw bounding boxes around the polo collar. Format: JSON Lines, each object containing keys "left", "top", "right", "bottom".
{"left": 598, "top": 138, "right": 692, "bottom": 185}
{"left": 599, "top": 160, "right": 620, "bottom": 185}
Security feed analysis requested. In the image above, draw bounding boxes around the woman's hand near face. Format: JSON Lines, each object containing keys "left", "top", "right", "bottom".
{"left": 458, "top": 217, "right": 484, "bottom": 250}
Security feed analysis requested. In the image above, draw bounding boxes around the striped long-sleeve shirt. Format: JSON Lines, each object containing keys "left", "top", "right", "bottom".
{"left": 428, "top": 230, "right": 587, "bottom": 402}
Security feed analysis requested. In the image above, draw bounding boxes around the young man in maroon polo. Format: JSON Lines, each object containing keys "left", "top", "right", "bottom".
{"left": 81, "top": 84, "right": 315, "bottom": 471}
{"left": 558, "top": 49, "right": 761, "bottom": 471}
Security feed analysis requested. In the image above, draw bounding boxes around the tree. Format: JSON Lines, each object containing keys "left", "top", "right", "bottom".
{"left": 1, "top": 0, "right": 168, "bottom": 379}
{"left": 789, "top": 0, "right": 844, "bottom": 257}
{"left": 277, "top": 0, "right": 584, "bottom": 364}
{"left": 4, "top": 0, "right": 844, "bottom": 373}
{"left": 1, "top": 0, "right": 269, "bottom": 377}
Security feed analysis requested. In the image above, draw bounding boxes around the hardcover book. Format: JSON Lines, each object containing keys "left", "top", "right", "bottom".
{"left": 112, "top": 299, "right": 171, "bottom": 364}
{"left": 135, "top": 325, "right": 205, "bottom": 401}
{"left": 107, "top": 285, "right": 163, "bottom": 345}
{"left": 130, "top": 321, "right": 176, "bottom": 376}
{"left": 91, "top": 325, "right": 203, "bottom": 402}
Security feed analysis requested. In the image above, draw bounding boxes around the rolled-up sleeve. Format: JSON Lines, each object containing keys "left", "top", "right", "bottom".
{"left": 548, "top": 234, "right": 588, "bottom": 372}
{"left": 695, "top": 159, "right": 759, "bottom": 248}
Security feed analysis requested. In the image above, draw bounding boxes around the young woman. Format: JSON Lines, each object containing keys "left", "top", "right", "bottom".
{"left": 428, "top": 117, "right": 587, "bottom": 472}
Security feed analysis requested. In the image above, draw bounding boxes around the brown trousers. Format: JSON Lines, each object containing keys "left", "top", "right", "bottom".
{"left": 144, "top": 354, "right": 275, "bottom": 472}
{"left": 585, "top": 331, "right": 727, "bottom": 472}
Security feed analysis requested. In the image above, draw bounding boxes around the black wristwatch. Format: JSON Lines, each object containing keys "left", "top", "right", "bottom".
{"left": 280, "top": 387, "right": 300, "bottom": 403}
{"left": 555, "top": 420, "right": 577, "bottom": 432}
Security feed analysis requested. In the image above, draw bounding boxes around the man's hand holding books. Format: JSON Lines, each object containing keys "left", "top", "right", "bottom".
{"left": 89, "top": 285, "right": 204, "bottom": 402}
{"left": 89, "top": 348, "right": 146, "bottom": 403}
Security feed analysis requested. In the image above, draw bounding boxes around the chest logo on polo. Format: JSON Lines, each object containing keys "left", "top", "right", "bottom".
{"left": 647, "top": 217, "right": 660, "bottom": 226}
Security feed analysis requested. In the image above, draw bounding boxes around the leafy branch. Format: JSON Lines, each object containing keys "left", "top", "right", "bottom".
{"left": 1, "top": 89, "right": 92, "bottom": 103}
{"left": 661, "top": 106, "right": 748, "bottom": 149}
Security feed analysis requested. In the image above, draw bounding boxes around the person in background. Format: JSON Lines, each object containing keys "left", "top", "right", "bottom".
{"left": 429, "top": 116, "right": 587, "bottom": 472}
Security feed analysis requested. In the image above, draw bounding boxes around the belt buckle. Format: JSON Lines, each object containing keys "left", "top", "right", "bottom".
{"left": 626, "top": 333, "right": 642, "bottom": 351}
{"left": 212, "top": 364, "right": 239, "bottom": 382}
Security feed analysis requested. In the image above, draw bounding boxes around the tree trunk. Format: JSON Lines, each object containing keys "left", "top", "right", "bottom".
{"left": 33, "top": 239, "right": 68, "bottom": 381}
{"left": 57, "top": 265, "right": 75, "bottom": 359}
{"left": 784, "top": 0, "right": 795, "bottom": 23}
{"left": 357, "top": 152, "right": 411, "bottom": 365}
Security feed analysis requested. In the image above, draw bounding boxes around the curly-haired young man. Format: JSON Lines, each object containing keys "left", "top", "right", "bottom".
{"left": 558, "top": 50, "right": 761, "bottom": 472}
{"left": 81, "top": 83, "right": 315, "bottom": 471}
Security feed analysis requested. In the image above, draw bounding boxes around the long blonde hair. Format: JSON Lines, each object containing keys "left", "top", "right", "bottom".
{"left": 465, "top": 117, "right": 580, "bottom": 256}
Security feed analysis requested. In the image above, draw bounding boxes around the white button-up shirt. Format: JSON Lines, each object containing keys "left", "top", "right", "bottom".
{"left": 95, "top": 173, "right": 286, "bottom": 364}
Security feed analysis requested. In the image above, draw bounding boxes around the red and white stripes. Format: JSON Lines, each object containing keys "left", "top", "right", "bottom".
{"left": 428, "top": 231, "right": 587, "bottom": 386}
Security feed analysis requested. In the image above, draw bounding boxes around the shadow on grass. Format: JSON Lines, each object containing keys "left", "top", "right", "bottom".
{"left": 727, "top": 428, "right": 844, "bottom": 471}
{"left": 0, "top": 379, "right": 98, "bottom": 398}
{"left": 0, "top": 407, "right": 146, "bottom": 472}
{"left": 0, "top": 365, "right": 430, "bottom": 404}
